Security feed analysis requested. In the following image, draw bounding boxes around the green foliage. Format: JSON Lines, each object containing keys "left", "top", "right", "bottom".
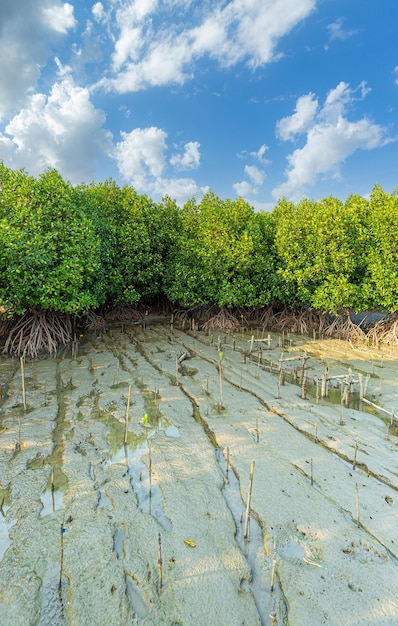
{"left": 163, "top": 192, "right": 279, "bottom": 308}
{"left": 0, "top": 166, "right": 103, "bottom": 314}
{"left": 364, "top": 184, "right": 398, "bottom": 312}
{"left": 1, "top": 161, "right": 398, "bottom": 319}
{"left": 274, "top": 194, "right": 370, "bottom": 313}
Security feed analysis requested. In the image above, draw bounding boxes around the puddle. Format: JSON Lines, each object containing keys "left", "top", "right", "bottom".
{"left": 113, "top": 526, "right": 124, "bottom": 559}
{"left": 157, "top": 418, "right": 179, "bottom": 438}
{"left": 40, "top": 490, "right": 65, "bottom": 517}
{"left": 125, "top": 573, "right": 150, "bottom": 620}
{"left": 107, "top": 440, "right": 172, "bottom": 531}
{"left": 0, "top": 508, "right": 16, "bottom": 562}
{"left": 216, "top": 450, "right": 288, "bottom": 626}
{"left": 97, "top": 482, "right": 113, "bottom": 510}
{"left": 281, "top": 540, "right": 306, "bottom": 561}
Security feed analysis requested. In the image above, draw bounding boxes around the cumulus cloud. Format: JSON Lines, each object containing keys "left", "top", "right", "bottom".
{"left": 95, "top": 0, "right": 316, "bottom": 93}
{"left": 0, "top": 72, "right": 112, "bottom": 184}
{"left": 233, "top": 162, "right": 266, "bottom": 198}
{"left": 273, "top": 82, "right": 391, "bottom": 200}
{"left": 113, "top": 127, "right": 205, "bottom": 205}
{"left": 276, "top": 93, "right": 318, "bottom": 140}
{"left": 0, "top": 0, "right": 76, "bottom": 118}
{"left": 41, "top": 2, "right": 76, "bottom": 35}
{"left": 170, "top": 141, "right": 201, "bottom": 170}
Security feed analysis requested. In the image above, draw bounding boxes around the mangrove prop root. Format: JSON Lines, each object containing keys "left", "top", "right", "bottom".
{"left": 201, "top": 307, "right": 241, "bottom": 331}
{"left": 3, "top": 309, "right": 72, "bottom": 358}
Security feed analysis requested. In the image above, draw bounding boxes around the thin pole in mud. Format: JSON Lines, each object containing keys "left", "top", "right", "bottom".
{"left": 20, "top": 356, "right": 26, "bottom": 411}
{"left": 314, "top": 422, "right": 318, "bottom": 443}
{"left": 270, "top": 536, "right": 277, "bottom": 592}
{"left": 218, "top": 352, "right": 224, "bottom": 410}
{"left": 301, "top": 374, "right": 307, "bottom": 400}
{"left": 310, "top": 458, "right": 313, "bottom": 486}
{"left": 355, "top": 483, "right": 360, "bottom": 526}
{"left": 148, "top": 440, "right": 152, "bottom": 500}
{"left": 226, "top": 447, "right": 230, "bottom": 480}
{"left": 244, "top": 461, "right": 255, "bottom": 540}
{"left": 158, "top": 533, "right": 163, "bottom": 592}
{"left": 51, "top": 464, "right": 55, "bottom": 512}
{"left": 358, "top": 373, "right": 363, "bottom": 400}
{"left": 59, "top": 523, "right": 65, "bottom": 594}
{"left": 353, "top": 443, "right": 358, "bottom": 471}
{"left": 256, "top": 419, "right": 259, "bottom": 443}
{"left": 124, "top": 384, "right": 132, "bottom": 445}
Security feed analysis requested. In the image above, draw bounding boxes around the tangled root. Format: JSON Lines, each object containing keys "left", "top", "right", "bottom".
{"left": 102, "top": 304, "right": 142, "bottom": 322}
{"left": 201, "top": 307, "right": 241, "bottom": 331}
{"left": 3, "top": 309, "right": 72, "bottom": 358}
{"left": 367, "top": 313, "right": 398, "bottom": 346}
{"left": 325, "top": 313, "right": 366, "bottom": 343}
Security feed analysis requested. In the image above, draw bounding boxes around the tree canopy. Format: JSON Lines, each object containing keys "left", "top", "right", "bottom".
{"left": 1, "top": 161, "right": 398, "bottom": 325}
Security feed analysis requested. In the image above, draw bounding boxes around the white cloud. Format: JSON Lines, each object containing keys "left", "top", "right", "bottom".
{"left": 92, "top": 2, "right": 106, "bottom": 23}
{"left": 273, "top": 82, "right": 391, "bottom": 200}
{"left": 233, "top": 180, "right": 257, "bottom": 197}
{"left": 0, "top": 73, "right": 112, "bottom": 184}
{"left": 277, "top": 93, "right": 318, "bottom": 140}
{"left": 233, "top": 165, "right": 266, "bottom": 198}
{"left": 245, "top": 165, "right": 265, "bottom": 186}
{"left": 41, "top": 3, "right": 76, "bottom": 35}
{"left": 327, "top": 17, "right": 357, "bottom": 42}
{"left": 0, "top": 1, "right": 76, "bottom": 118}
{"left": 114, "top": 127, "right": 205, "bottom": 205}
{"left": 170, "top": 141, "right": 201, "bottom": 170}
{"left": 96, "top": 0, "right": 317, "bottom": 94}
{"left": 249, "top": 144, "right": 270, "bottom": 164}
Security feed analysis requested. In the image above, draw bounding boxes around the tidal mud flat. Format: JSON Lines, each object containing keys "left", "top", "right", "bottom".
{"left": 0, "top": 321, "right": 398, "bottom": 625}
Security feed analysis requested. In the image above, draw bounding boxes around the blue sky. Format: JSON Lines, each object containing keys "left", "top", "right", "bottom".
{"left": 0, "top": 0, "right": 397, "bottom": 209}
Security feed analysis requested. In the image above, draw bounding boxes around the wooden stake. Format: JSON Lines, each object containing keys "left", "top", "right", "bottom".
{"left": 353, "top": 443, "right": 358, "bottom": 471}
{"left": 270, "top": 536, "right": 277, "bottom": 592}
{"left": 124, "top": 384, "right": 131, "bottom": 444}
{"left": 20, "top": 356, "right": 26, "bottom": 411}
{"left": 148, "top": 441, "right": 152, "bottom": 499}
{"left": 310, "top": 458, "right": 313, "bottom": 486}
{"left": 157, "top": 533, "right": 163, "bottom": 592}
{"left": 59, "top": 524, "right": 64, "bottom": 593}
{"left": 218, "top": 352, "right": 224, "bottom": 409}
{"left": 244, "top": 461, "right": 255, "bottom": 540}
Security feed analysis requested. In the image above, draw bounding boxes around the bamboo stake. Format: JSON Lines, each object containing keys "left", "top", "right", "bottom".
{"left": 124, "top": 384, "right": 132, "bottom": 444}
{"left": 157, "top": 533, "right": 163, "bottom": 592}
{"left": 59, "top": 524, "right": 65, "bottom": 594}
{"left": 148, "top": 441, "right": 152, "bottom": 499}
{"left": 244, "top": 461, "right": 255, "bottom": 540}
{"left": 218, "top": 352, "right": 224, "bottom": 409}
{"left": 51, "top": 464, "right": 55, "bottom": 512}
{"left": 20, "top": 356, "right": 26, "bottom": 411}
{"left": 353, "top": 443, "right": 358, "bottom": 471}
{"left": 270, "top": 536, "right": 277, "bottom": 592}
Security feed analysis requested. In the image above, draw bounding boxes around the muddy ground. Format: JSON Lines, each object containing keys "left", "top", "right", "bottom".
{"left": 0, "top": 320, "right": 397, "bottom": 625}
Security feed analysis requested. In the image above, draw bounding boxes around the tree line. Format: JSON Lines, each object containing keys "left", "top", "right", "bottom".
{"left": 1, "top": 163, "right": 398, "bottom": 324}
